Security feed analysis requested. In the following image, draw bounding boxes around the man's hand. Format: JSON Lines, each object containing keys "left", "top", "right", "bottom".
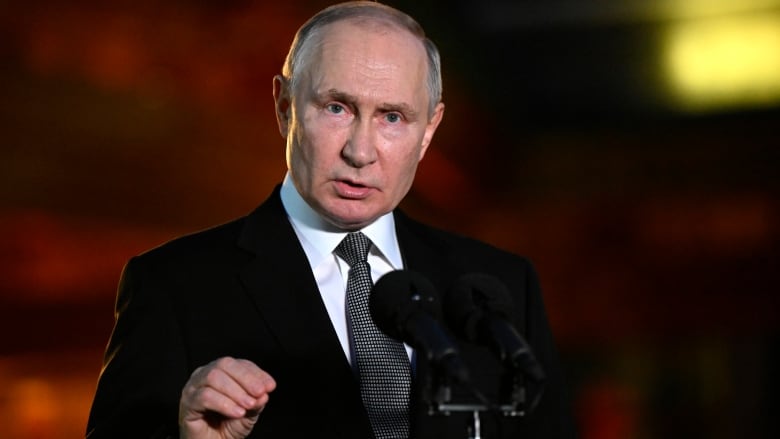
{"left": 179, "top": 357, "right": 277, "bottom": 439}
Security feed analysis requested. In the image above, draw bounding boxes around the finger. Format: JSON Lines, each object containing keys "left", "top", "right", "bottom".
{"left": 216, "top": 357, "right": 277, "bottom": 399}
{"left": 180, "top": 356, "right": 276, "bottom": 423}
{"left": 182, "top": 383, "right": 249, "bottom": 420}
{"left": 181, "top": 360, "right": 258, "bottom": 416}
{"left": 190, "top": 357, "right": 276, "bottom": 409}
{"left": 200, "top": 361, "right": 262, "bottom": 410}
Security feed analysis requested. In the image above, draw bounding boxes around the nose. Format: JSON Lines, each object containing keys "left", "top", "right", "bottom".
{"left": 341, "top": 118, "right": 378, "bottom": 168}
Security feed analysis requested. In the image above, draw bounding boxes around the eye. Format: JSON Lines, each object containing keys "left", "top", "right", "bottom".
{"left": 385, "top": 113, "right": 402, "bottom": 123}
{"left": 326, "top": 103, "right": 346, "bottom": 114}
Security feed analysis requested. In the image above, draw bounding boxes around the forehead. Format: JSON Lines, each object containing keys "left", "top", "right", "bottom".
{"left": 320, "top": 17, "right": 426, "bottom": 55}
{"left": 305, "top": 19, "right": 429, "bottom": 101}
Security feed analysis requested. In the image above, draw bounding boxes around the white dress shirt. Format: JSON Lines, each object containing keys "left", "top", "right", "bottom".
{"left": 279, "top": 173, "right": 413, "bottom": 364}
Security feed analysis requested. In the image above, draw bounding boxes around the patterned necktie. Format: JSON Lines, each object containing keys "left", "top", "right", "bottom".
{"left": 334, "top": 232, "right": 411, "bottom": 439}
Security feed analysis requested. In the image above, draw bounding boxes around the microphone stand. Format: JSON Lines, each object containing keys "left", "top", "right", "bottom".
{"left": 422, "top": 367, "right": 528, "bottom": 439}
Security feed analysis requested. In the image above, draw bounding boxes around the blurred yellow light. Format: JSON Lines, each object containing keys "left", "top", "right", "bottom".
{"left": 664, "top": 12, "right": 780, "bottom": 111}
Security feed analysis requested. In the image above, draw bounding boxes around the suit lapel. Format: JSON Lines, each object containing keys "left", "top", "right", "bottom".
{"left": 394, "top": 209, "right": 459, "bottom": 293}
{"left": 237, "top": 187, "right": 345, "bottom": 362}
{"left": 236, "top": 187, "right": 371, "bottom": 437}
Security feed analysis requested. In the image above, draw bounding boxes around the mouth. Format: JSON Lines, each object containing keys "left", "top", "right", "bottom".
{"left": 341, "top": 178, "right": 366, "bottom": 188}
{"left": 334, "top": 179, "right": 374, "bottom": 199}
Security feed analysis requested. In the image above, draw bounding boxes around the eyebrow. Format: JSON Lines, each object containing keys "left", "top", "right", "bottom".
{"left": 318, "top": 88, "right": 420, "bottom": 119}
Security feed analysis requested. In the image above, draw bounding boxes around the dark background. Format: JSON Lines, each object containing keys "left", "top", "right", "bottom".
{"left": 1, "top": 1, "right": 778, "bottom": 437}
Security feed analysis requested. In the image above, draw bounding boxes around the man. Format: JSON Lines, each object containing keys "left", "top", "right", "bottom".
{"left": 86, "top": 2, "right": 575, "bottom": 438}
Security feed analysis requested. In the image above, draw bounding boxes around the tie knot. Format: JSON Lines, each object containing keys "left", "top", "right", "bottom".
{"left": 335, "top": 232, "right": 372, "bottom": 267}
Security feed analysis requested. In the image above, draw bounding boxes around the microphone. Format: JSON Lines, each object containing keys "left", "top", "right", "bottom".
{"left": 370, "top": 270, "right": 470, "bottom": 384}
{"left": 445, "top": 273, "right": 545, "bottom": 382}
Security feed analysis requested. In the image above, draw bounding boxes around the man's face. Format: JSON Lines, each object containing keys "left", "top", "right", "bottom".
{"left": 275, "top": 20, "right": 444, "bottom": 230}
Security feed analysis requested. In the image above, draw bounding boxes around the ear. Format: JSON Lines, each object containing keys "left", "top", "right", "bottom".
{"left": 418, "top": 102, "right": 445, "bottom": 161}
{"left": 273, "top": 75, "right": 292, "bottom": 138}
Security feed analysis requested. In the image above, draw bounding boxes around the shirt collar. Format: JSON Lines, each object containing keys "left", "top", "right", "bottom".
{"left": 280, "top": 172, "right": 403, "bottom": 269}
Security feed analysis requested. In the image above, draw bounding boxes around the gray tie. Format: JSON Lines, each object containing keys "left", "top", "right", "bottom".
{"left": 335, "top": 232, "right": 411, "bottom": 439}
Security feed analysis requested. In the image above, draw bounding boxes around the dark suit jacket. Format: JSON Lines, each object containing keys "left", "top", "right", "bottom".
{"left": 86, "top": 186, "right": 575, "bottom": 438}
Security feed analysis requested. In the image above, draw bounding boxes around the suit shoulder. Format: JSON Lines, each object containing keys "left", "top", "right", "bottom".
{"left": 397, "top": 211, "right": 535, "bottom": 272}
{"left": 134, "top": 216, "right": 249, "bottom": 266}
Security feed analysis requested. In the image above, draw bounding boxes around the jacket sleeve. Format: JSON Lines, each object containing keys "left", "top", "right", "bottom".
{"left": 86, "top": 256, "right": 189, "bottom": 439}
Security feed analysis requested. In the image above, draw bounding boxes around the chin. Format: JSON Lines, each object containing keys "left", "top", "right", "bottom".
{"left": 325, "top": 212, "right": 379, "bottom": 231}
{"left": 322, "top": 202, "right": 383, "bottom": 229}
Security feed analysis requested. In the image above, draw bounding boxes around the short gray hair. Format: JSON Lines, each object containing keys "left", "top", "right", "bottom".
{"left": 281, "top": 1, "right": 442, "bottom": 115}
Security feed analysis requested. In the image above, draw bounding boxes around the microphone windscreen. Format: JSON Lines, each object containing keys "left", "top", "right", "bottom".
{"left": 445, "top": 273, "right": 514, "bottom": 341}
{"left": 370, "top": 270, "right": 441, "bottom": 341}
